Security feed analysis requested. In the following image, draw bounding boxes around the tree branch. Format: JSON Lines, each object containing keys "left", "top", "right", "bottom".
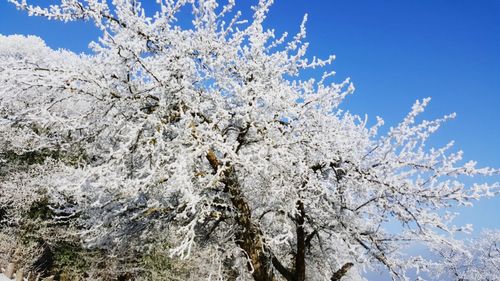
{"left": 330, "top": 262, "right": 354, "bottom": 281}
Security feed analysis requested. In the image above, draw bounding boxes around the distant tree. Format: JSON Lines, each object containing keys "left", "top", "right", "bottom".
{"left": 1, "top": 1, "right": 498, "bottom": 280}
{"left": 431, "top": 230, "right": 500, "bottom": 281}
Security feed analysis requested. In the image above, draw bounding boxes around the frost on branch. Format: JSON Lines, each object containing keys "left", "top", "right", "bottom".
{"left": 430, "top": 230, "right": 500, "bottom": 280}
{"left": 1, "top": 1, "right": 499, "bottom": 280}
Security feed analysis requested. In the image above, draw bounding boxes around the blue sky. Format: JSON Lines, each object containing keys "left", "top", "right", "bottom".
{"left": 1, "top": 0, "right": 499, "bottom": 242}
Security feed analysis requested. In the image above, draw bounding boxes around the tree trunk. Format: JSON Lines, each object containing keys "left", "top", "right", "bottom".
{"left": 295, "top": 201, "right": 306, "bottom": 281}
{"left": 207, "top": 151, "right": 274, "bottom": 281}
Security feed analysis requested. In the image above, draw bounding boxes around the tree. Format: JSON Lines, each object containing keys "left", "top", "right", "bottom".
{"left": 1, "top": 0, "right": 498, "bottom": 280}
{"left": 432, "top": 230, "right": 500, "bottom": 281}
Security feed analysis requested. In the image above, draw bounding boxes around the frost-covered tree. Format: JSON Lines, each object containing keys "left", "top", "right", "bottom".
{"left": 1, "top": 0, "right": 499, "bottom": 280}
{"left": 431, "top": 230, "right": 500, "bottom": 281}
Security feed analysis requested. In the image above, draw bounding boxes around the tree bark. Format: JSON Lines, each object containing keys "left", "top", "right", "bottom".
{"left": 207, "top": 151, "right": 274, "bottom": 281}
{"left": 331, "top": 262, "right": 354, "bottom": 281}
{"left": 295, "top": 200, "right": 306, "bottom": 281}
{"left": 271, "top": 254, "right": 295, "bottom": 281}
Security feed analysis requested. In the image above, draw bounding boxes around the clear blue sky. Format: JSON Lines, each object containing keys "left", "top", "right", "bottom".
{"left": 1, "top": 0, "right": 498, "bottom": 232}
